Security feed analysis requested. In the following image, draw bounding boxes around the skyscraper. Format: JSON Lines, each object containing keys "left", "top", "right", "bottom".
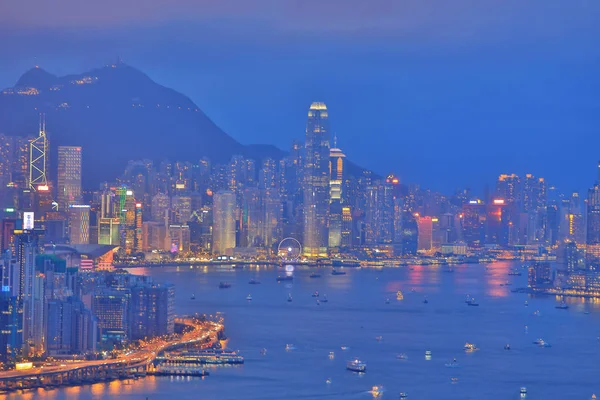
{"left": 68, "top": 205, "right": 90, "bottom": 245}
{"left": 57, "top": 146, "right": 82, "bottom": 212}
{"left": 587, "top": 184, "right": 600, "bottom": 245}
{"left": 212, "top": 190, "right": 236, "bottom": 255}
{"left": 303, "top": 102, "right": 330, "bottom": 257}
{"left": 328, "top": 145, "right": 345, "bottom": 249}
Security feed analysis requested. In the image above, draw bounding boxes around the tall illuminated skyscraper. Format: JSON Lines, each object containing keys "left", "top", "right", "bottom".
{"left": 212, "top": 190, "right": 236, "bottom": 255}
{"left": 303, "top": 102, "right": 330, "bottom": 257}
{"left": 57, "top": 146, "right": 82, "bottom": 212}
{"left": 328, "top": 143, "right": 345, "bottom": 249}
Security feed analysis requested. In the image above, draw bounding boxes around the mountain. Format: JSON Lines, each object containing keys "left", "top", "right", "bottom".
{"left": 0, "top": 63, "right": 367, "bottom": 186}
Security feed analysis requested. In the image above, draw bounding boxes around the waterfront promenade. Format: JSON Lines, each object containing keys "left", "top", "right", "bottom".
{"left": 0, "top": 317, "right": 223, "bottom": 392}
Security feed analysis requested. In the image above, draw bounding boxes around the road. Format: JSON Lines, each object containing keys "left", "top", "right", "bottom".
{"left": 0, "top": 317, "right": 223, "bottom": 381}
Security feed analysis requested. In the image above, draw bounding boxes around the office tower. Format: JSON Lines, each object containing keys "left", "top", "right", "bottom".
{"left": 0, "top": 134, "right": 31, "bottom": 189}
{"left": 303, "top": 102, "right": 330, "bottom": 257}
{"left": 68, "top": 205, "right": 90, "bottom": 244}
{"left": 212, "top": 190, "right": 236, "bottom": 255}
{"left": 134, "top": 202, "right": 143, "bottom": 252}
{"left": 261, "top": 189, "right": 282, "bottom": 251}
{"left": 341, "top": 206, "right": 352, "bottom": 247}
{"left": 486, "top": 199, "right": 510, "bottom": 246}
{"left": 587, "top": 184, "right": 600, "bottom": 245}
{"left": 241, "top": 188, "right": 261, "bottom": 247}
{"left": 129, "top": 283, "right": 175, "bottom": 341}
{"left": 461, "top": 200, "right": 486, "bottom": 246}
{"left": 399, "top": 211, "right": 418, "bottom": 256}
{"left": 92, "top": 289, "right": 130, "bottom": 343}
{"left": 98, "top": 217, "right": 120, "bottom": 245}
{"left": 172, "top": 195, "right": 192, "bottom": 224}
{"left": 167, "top": 224, "right": 190, "bottom": 253}
{"left": 57, "top": 146, "right": 82, "bottom": 212}
{"left": 417, "top": 216, "right": 433, "bottom": 251}
{"left": 328, "top": 145, "right": 345, "bottom": 249}
{"left": 29, "top": 115, "right": 49, "bottom": 191}
{"left": 151, "top": 192, "right": 170, "bottom": 222}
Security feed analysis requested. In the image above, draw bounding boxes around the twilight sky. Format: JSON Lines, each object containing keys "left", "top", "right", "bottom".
{"left": 1, "top": 0, "right": 599, "bottom": 194}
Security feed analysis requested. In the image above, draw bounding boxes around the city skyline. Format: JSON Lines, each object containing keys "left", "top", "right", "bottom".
{"left": 1, "top": 1, "right": 599, "bottom": 193}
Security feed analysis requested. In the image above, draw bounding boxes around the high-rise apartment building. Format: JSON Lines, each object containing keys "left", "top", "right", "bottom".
{"left": 212, "top": 190, "right": 236, "bottom": 254}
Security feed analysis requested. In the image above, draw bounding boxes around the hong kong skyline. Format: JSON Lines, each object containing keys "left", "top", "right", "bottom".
{"left": 1, "top": 0, "right": 599, "bottom": 193}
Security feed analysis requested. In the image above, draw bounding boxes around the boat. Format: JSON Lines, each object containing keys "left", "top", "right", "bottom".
{"left": 467, "top": 298, "right": 479, "bottom": 306}
{"left": 191, "top": 294, "right": 195, "bottom": 300}
{"left": 425, "top": 350, "right": 432, "bottom": 356}
{"left": 331, "top": 269, "right": 347, "bottom": 275}
{"left": 371, "top": 385, "right": 385, "bottom": 396}
{"left": 385, "top": 298, "right": 390, "bottom": 304}
{"left": 445, "top": 358, "right": 460, "bottom": 368}
{"left": 533, "top": 310, "right": 541, "bottom": 316}
{"left": 312, "top": 291, "right": 319, "bottom": 297}
{"left": 325, "top": 378, "right": 332, "bottom": 384}
{"left": 423, "top": 297, "right": 429, "bottom": 304}
{"left": 329, "top": 351, "right": 335, "bottom": 359}
{"left": 163, "top": 349, "right": 245, "bottom": 365}
{"left": 316, "top": 299, "right": 320, "bottom": 305}
{"left": 309, "top": 272, "right": 321, "bottom": 278}
{"left": 524, "top": 300, "right": 528, "bottom": 306}
{"left": 248, "top": 279, "right": 261, "bottom": 284}
{"left": 321, "top": 295, "right": 329, "bottom": 303}
{"left": 287, "top": 294, "right": 292, "bottom": 302}
{"left": 219, "top": 282, "right": 232, "bottom": 289}
{"left": 276, "top": 276, "right": 294, "bottom": 282}
{"left": 533, "top": 339, "right": 551, "bottom": 347}
{"left": 508, "top": 269, "right": 522, "bottom": 276}
{"left": 396, "top": 290, "right": 404, "bottom": 300}
{"left": 332, "top": 258, "right": 361, "bottom": 268}
{"left": 341, "top": 346, "right": 350, "bottom": 351}
{"left": 556, "top": 301, "right": 569, "bottom": 309}
{"left": 464, "top": 343, "right": 478, "bottom": 352}
{"left": 400, "top": 393, "right": 408, "bottom": 399}
{"left": 397, "top": 353, "right": 408, "bottom": 360}
{"left": 375, "top": 336, "right": 383, "bottom": 342}
{"left": 260, "top": 348, "right": 267, "bottom": 355}
{"left": 504, "top": 344, "right": 511, "bottom": 350}
{"left": 520, "top": 387, "right": 527, "bottom": 395}
{"left": 246, "top": 294, "right": 252, "bottom": 301}
{"left": 346, "top": 359, "right": 366, "bottom": 373}
{"left": 285, "top": 344, "right": 296, "bottom": 351}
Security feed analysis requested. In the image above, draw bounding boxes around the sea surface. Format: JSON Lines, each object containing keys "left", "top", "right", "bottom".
{"left": 5, "top": 261, "right": 600, "bottom": 400}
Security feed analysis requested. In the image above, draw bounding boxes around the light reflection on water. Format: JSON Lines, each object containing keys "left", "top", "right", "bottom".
{"left": 8, "top": 263, "right": 600, "bottom": 399}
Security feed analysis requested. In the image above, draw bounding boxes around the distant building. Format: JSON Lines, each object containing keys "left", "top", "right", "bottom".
{"left": 328, "top": 146, "right": 345, "bottom": 249}
{"left": 212, "top": 190, "right": 236, "bottom": 255}
{"left": 57, "top": 146, "right": 82, "bottom": 212}
{"left": 417, "top": 216, "right": 433, "bottom": 251}
{"left": 129, "top": 283, "right": 175, "bottom": 341}
{"left": 92, "top": 289, "right": 130, "bottom": 343}
{"left": 68, "top": 205, "right": 90, "bottom": 245}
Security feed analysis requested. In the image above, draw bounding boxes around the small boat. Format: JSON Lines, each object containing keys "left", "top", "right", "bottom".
{"left": 276, "top": 276, "right": 294, "bottom": 282}
{"left": 445, "top": 358, "right": 460, "bottom": 368}
{"left": 425, "top": 350, "right": 432, "bottom": 356}
{"left": 397, "top": 353, "right": 408, "bottom": 360}
{"left": 325, "top": 378, "right": 332, "bottom": 384}
{"left": 219, "top": 282, "right": 232, "bottom": 289}
{"left": 331, "top": 269, "right": 346, "bottom": 275}
{"left": 316, "top": 299, "right": 320, "bottom": 305}
{"left": 533, "top": 339, "right": 551, "bottom": 347}
{"left": 465, "top": 295, "right": 472, "bottom": 304}
{"left": 467, "top": 298, "right": 479, "bottom": 306}
{"left": 346, "top": 359, "right": 366, "bottom": 373}
{"left": 508, "top": 269, "right": 522, "bottom": 276}
{"left": 285, "top": 344, "right": 296, "bottom": 351}
{"left": 524, "top": 300, "right": 528, "bottom": 307}
{"left": 451, "top": 377, "right": 459, "bottom": 383}
{"left": 385, "top": 298, "right": 390, "bottom": 304}
{"left": 248, "top": 279, "right": 261, "bottom": 284}
{"left": 287, "top": 294, "right": 293, "bottom": 302}
{"left": 464, "top": 343, "right": 478, "bottom": 352}
{"left": 533, "top": 310, "right": 541, "bottom": 316}
{"left": 341, "top": 346, "right": 350, "bottom": 351}
{"left": 309, "top": 272, "right": 321, "bottom": 278}
{"left": 321, "top": 295, "right": 329, "bottom": 303}
{"left": 260, "top": 348, "right": 267, "bottom": 355}
{"left": 375, "top": 336, "right": 383, "bottom": 342}
{"left": 584, "top": 311, "right": 591, "bottom": 315}
{"left": 520, "top": 387, "right": 527, "bottom": 395}
{"left": 246, "top": 294, "right": 252, "bottom": 301}
{"left": 371, "top": 385, "right": 384, "bottom": 396}
{"left": 400, "top": 393, "right": 408, "bottom": 399}
{"left": 504, "top": 344, "right": 511, "bottom": 350}
{"left": 191, "top": 294, "right": 196, "bottom": 300}
{"left": 423, "top": 297, "right": 429, "bottom": 304}
{"left": 556, "top": 301, "right": 569, "bottom": 309}
{"left": 397, "top": 290, "right": 404, "bottom": 300}
{"left": 329, "top": 351, "right": 335, "bottom": 359}
{"left": 312, "top": 291, "right": 319, "bottom": 297}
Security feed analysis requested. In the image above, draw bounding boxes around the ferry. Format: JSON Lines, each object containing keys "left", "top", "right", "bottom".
{"left": 331, "top": 269, "right": 347, "bottom": 276}
{"left": 346, "top": 359, "right": 366, "bottom": 373}
{"left": 219, "top": 282, "right": 232, "bottom": 289}
{"left": 285, "top": 344, "right": 296, "bottom": 351}
{"left": 309, "top": 272, "right": 321, "bottom": 278}
{"left": 246, "top": 294, "right": 252, "bottom": 301}
{"left": 312, "top": 291, "right": 319, "bottom": 297}
{"left": 396, "top": 290, "right": 404, "bottom": 300}
{"left": 464, "top": 343, "right": 478, "bottom": 352}
{"left": 332, "top": 258, "right": 361, "bottom": 268}
{"left": 248, "top": 279, "right": 261, "bottom": 285}
{"left": 162, "top": 349, "right": 244, "bottom": 365}
{"left": 276, "top": 276, "right": 294, "bottom": 282}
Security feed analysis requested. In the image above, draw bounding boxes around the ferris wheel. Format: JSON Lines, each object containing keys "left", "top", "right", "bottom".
{"left": 277, "top": 238, "right": 302, "bottom": 263}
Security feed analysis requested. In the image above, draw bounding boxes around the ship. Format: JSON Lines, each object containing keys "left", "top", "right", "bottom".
{"left": 219, "top": 282, "right": 232, "bottom": 289}
{"left": 464, "top": 343, "right": 478, "bottom": 352}
{"left": 331, "top": 258, "right": 361, "bottom": 268}
{"left": 331, "top": 269, "right": 347, "bottom": 276}
{"left": 556, "top": 300, "right": 569, "bottom": 309}
{"left": 159, "top": 349, "right": 244, "bottom": 365}
{"left": 309, "top": 272, "right": 321, "bottom": 278}
{"left": 276, "top": 276, "right": 294, "bottom": 282}
{"left": 346, "top": 359, "right": 366, "bottom": 373}
{"left": 312, "top": 291, "right": 319, "bottom": 297}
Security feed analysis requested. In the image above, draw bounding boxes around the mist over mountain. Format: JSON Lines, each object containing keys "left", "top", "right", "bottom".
{"left": 0, "top": 62, "right": 294, "bottom": 187}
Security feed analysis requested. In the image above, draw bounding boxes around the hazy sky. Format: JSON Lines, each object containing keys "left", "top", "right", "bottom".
{"left": 1, "top": 0, "right": 599, "bottom": 193}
